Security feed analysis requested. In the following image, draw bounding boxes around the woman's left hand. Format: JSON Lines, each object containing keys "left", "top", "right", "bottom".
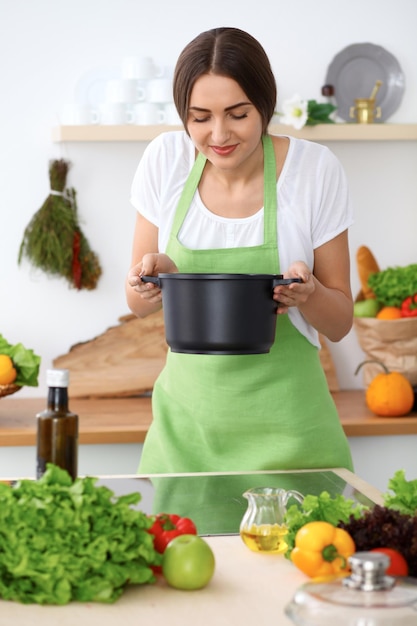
{"left": 273, "top": 261, "right": 314, "bottom": 314}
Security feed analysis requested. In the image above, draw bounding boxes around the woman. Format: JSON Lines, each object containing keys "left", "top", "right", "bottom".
{"left": 126, "top": 27, "right": 354, "bottom": 473}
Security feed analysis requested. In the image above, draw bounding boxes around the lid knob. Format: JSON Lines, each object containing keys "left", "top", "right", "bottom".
{"left": 343, "top": 551, "right": 395, "bottom": 591}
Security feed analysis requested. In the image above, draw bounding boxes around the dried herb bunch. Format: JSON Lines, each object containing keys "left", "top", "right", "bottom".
{"left": 18, "top": 159, "right": 102, "bottom": 290}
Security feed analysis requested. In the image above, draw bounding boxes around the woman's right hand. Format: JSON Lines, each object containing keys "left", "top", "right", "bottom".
{"left": 127, "top": 253, "right": 178, "bottom": 303}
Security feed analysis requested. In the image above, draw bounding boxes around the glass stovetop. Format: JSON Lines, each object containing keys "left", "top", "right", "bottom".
{"left": 96, "top": 470, "right": 377, "bottom": 536}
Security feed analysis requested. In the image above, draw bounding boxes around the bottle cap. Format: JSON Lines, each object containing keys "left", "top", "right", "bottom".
{"left": 46, "top": 369, "right": 69, "bottom": 388}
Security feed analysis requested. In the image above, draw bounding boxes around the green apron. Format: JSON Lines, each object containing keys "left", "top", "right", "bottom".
{"left": 139, "top": 135, "right": 353, "bottom": 473}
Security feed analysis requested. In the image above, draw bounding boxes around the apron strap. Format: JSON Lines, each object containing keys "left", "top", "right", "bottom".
{"left": 262, "top": 134, "right": 278, "bottom": 246}
{"left": 170, "top": 152, "right": 206, "bottom": 238}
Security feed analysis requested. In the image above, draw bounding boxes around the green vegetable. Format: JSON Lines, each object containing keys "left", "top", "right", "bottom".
{"left": 0, "top": 334, "right": 41, "bottom": 386}
{"left": 283, "top": 491, "right": 367, "bottom": 558}
{"left": 339, "top": 505, "right": 417, "bottom": 577}
{"left": 367, "top": 263, "right": 417, "bottom": 307}
{"left": 306, "top": 100, "right": 336, "bottom": 125}
{"left": 0, "top": 465, "right": 161, "bottom": 604}
{"left": 383, "top": 469, "right": 417, "bottom": 516}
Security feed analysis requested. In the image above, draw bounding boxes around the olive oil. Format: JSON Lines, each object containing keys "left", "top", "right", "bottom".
{"left": 240, "top": 523, "right": 289, "bottom": 554}
{"left": 36, "top": 369, "right": 78, "bottom": 480}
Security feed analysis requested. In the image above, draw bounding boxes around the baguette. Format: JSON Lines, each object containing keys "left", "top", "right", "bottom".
{"left": 356, "top": 246, "right": 380, "bottom": 299}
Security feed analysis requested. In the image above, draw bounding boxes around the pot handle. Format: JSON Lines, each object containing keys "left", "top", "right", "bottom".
{"left": 273, "top": 277, "right": 303, "bottom": 287}
{"left": 140, "top": 275, "right": 161, "bottom": 287}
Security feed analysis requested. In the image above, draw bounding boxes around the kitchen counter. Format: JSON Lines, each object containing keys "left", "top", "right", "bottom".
{"left": 0, "top": 536, "right": 315, "bottom": 625}
{"left": 0, "top": 534, "right": 330, "bottom": 625}
{"left": 0, "top": 468, "right": 382, "bottom": 625}
{"left": 1, "top": 390, "right": 417, "bottom": 447}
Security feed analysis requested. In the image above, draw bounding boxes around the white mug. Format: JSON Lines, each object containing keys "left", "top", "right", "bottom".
{"left": 133, "top": 102, "right": 165, "bottom": 125}
{"left": 60, "top": 103, "right": 99, "bottom": 125}
{"left": 99, "top": 102, "right": 134, "bottom": 125}
{"left": 147, "top": 78, "right": 174, "bottom": 104}
{"left": 105, "top": 79, "right": 146, "bottom": 104}
{"left": 121, "top": 56, "right": 163, "bottom": 80}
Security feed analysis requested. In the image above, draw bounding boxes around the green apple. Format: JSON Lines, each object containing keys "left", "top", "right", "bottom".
{"left": 162, "top": 534, "right": 215, "bottom": 590}
{"left": 353, "top": 299, "right": 380, "bottom": 318}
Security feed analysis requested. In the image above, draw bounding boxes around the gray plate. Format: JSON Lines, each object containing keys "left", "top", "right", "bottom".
{"left": 325, "top": 42, "right": 405, "bottom": 122}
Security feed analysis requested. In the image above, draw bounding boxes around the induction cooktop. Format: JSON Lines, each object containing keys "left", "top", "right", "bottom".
{"left": 96, "top": 470, "right": 376, "bottom": 536}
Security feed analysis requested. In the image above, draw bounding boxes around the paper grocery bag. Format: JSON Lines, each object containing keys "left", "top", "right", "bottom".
{"left": 353, "top": 317, "right": 417, "bottom": 386}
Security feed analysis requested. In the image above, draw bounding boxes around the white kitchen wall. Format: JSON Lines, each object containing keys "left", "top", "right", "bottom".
{"left": 1, "top": 0, "right": 417, "bottom": 401}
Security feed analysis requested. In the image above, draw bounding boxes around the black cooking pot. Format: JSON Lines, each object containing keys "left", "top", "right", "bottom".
{"left": 141, "top": 273, "right": 302, "bottom": 355}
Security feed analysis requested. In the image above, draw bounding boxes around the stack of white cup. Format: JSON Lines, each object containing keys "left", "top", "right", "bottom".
{"left": 99, "top": 78, "right": 144, "bottom": 124}
{"left": 60, "top": 103, "right": 99, "bottom": 125}
{"left": 116, "top": 56, "right": 181, "bottom": 125}
{"left": 60, "top": 56, "right": 183, "bottom": 126}
{"left": 99, "top": 57, "right": 156, "bottom": 124}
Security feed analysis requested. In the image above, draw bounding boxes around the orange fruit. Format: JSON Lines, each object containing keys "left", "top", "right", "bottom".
{"left": 0, "top": 354, "right": 17, "bottom": 385}
{"left": 376, "top": 306, "right": 402, "bottom": 320}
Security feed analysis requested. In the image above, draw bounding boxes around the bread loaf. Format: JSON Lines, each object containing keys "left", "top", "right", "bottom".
{"left": 356, "top": 246, "right": 380, "bottom": 299}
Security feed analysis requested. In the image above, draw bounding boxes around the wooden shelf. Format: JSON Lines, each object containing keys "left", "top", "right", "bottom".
{"left": 52, "top": 123, "right": 417, "bottom": 143}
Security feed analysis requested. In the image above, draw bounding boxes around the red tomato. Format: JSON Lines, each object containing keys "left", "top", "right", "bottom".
{"left": 371, "top": 548, "right": 409, "bottom": 576}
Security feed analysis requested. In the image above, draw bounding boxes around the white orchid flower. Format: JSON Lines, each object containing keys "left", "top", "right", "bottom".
{"left": 279, "top": 94, "right": 308, "bottom": 129}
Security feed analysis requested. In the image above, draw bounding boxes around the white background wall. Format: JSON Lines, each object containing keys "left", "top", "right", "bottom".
{"left": 1, "top": 0, "right": 417, "bottom": 402}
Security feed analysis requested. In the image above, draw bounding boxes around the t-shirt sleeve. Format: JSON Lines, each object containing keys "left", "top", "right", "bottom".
{"left": 130, "top": 133, "right": 166, "bottom": 226}
{"left": 311, "top": 146, "right": 354, "bottom": 249}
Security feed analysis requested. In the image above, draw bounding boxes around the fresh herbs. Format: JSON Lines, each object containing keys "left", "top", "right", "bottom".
{"left": 383, "top": 469, "right": 417, "bottom": 516}
{"left": 367, "top": 263, "right": 417, "bottom": 307}
{"left": 0, "top": 465, "right": 160, "bottom": 604}
{"left": 283, "top": 491, "right": 367, "bottom": 558}
{"left": 0, "top": 334, "right": 40, "bottom": 386}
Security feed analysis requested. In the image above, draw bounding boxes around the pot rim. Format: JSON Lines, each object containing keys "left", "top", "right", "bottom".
{"left": 157, "top": 273, "right": 284, "bottom": 280}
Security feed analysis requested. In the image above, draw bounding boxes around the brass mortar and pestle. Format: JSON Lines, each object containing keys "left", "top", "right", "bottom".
{"left": 350, "top": 80, "right": 383, "bottom": 123}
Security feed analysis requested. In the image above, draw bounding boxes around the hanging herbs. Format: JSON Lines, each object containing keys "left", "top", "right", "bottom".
{"left": 18, "top": 159, "right": 102, "bottom": 290}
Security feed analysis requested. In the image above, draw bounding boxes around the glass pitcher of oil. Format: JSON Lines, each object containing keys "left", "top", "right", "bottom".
{"left": 240, "top": 486, "right": 304, "bottom": 554}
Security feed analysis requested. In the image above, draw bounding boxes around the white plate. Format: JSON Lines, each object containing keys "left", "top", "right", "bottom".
{"left": 325, "top": 43, "right": 405, "bottom": 122}
{"left": 74, "top": 66, "right": 120, "bottom": 106}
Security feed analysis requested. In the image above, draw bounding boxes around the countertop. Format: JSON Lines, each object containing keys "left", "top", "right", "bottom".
{"left": 1, "top": 390, "right": 417, "bottom": 447}
{"left": 0, "top": 468, "right": 383, "bottom": 624}
{"left": 0, "top": 535, "right": 309, "bottom": 625}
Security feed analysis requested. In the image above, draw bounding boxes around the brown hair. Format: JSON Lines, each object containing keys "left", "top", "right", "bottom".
{"left": 173, "top": 27, "right": 277, "bottom": 135}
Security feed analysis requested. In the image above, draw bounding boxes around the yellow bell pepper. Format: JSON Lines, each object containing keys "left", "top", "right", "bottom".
{"left": 291, "top": 521, "right": 356, "bottom": 578}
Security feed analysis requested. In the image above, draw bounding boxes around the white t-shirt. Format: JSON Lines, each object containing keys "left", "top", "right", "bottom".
{"left": 130, "top": 131, "right": 353, "bottom": 347}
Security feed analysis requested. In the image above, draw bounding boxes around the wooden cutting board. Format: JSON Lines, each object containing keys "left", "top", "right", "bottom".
{"left": 53, "top": 311, "right": 168, "bottom": 398}
{"left": 53, "top": 311, "right": 339, "bottom": 398}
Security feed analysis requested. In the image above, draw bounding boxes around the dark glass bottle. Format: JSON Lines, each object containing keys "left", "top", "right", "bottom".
{"left": 321, "top": 84, "right": 338, "bottom": 121}
{"left": 36, "top": 369, "right": 78, "bottom": 480}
